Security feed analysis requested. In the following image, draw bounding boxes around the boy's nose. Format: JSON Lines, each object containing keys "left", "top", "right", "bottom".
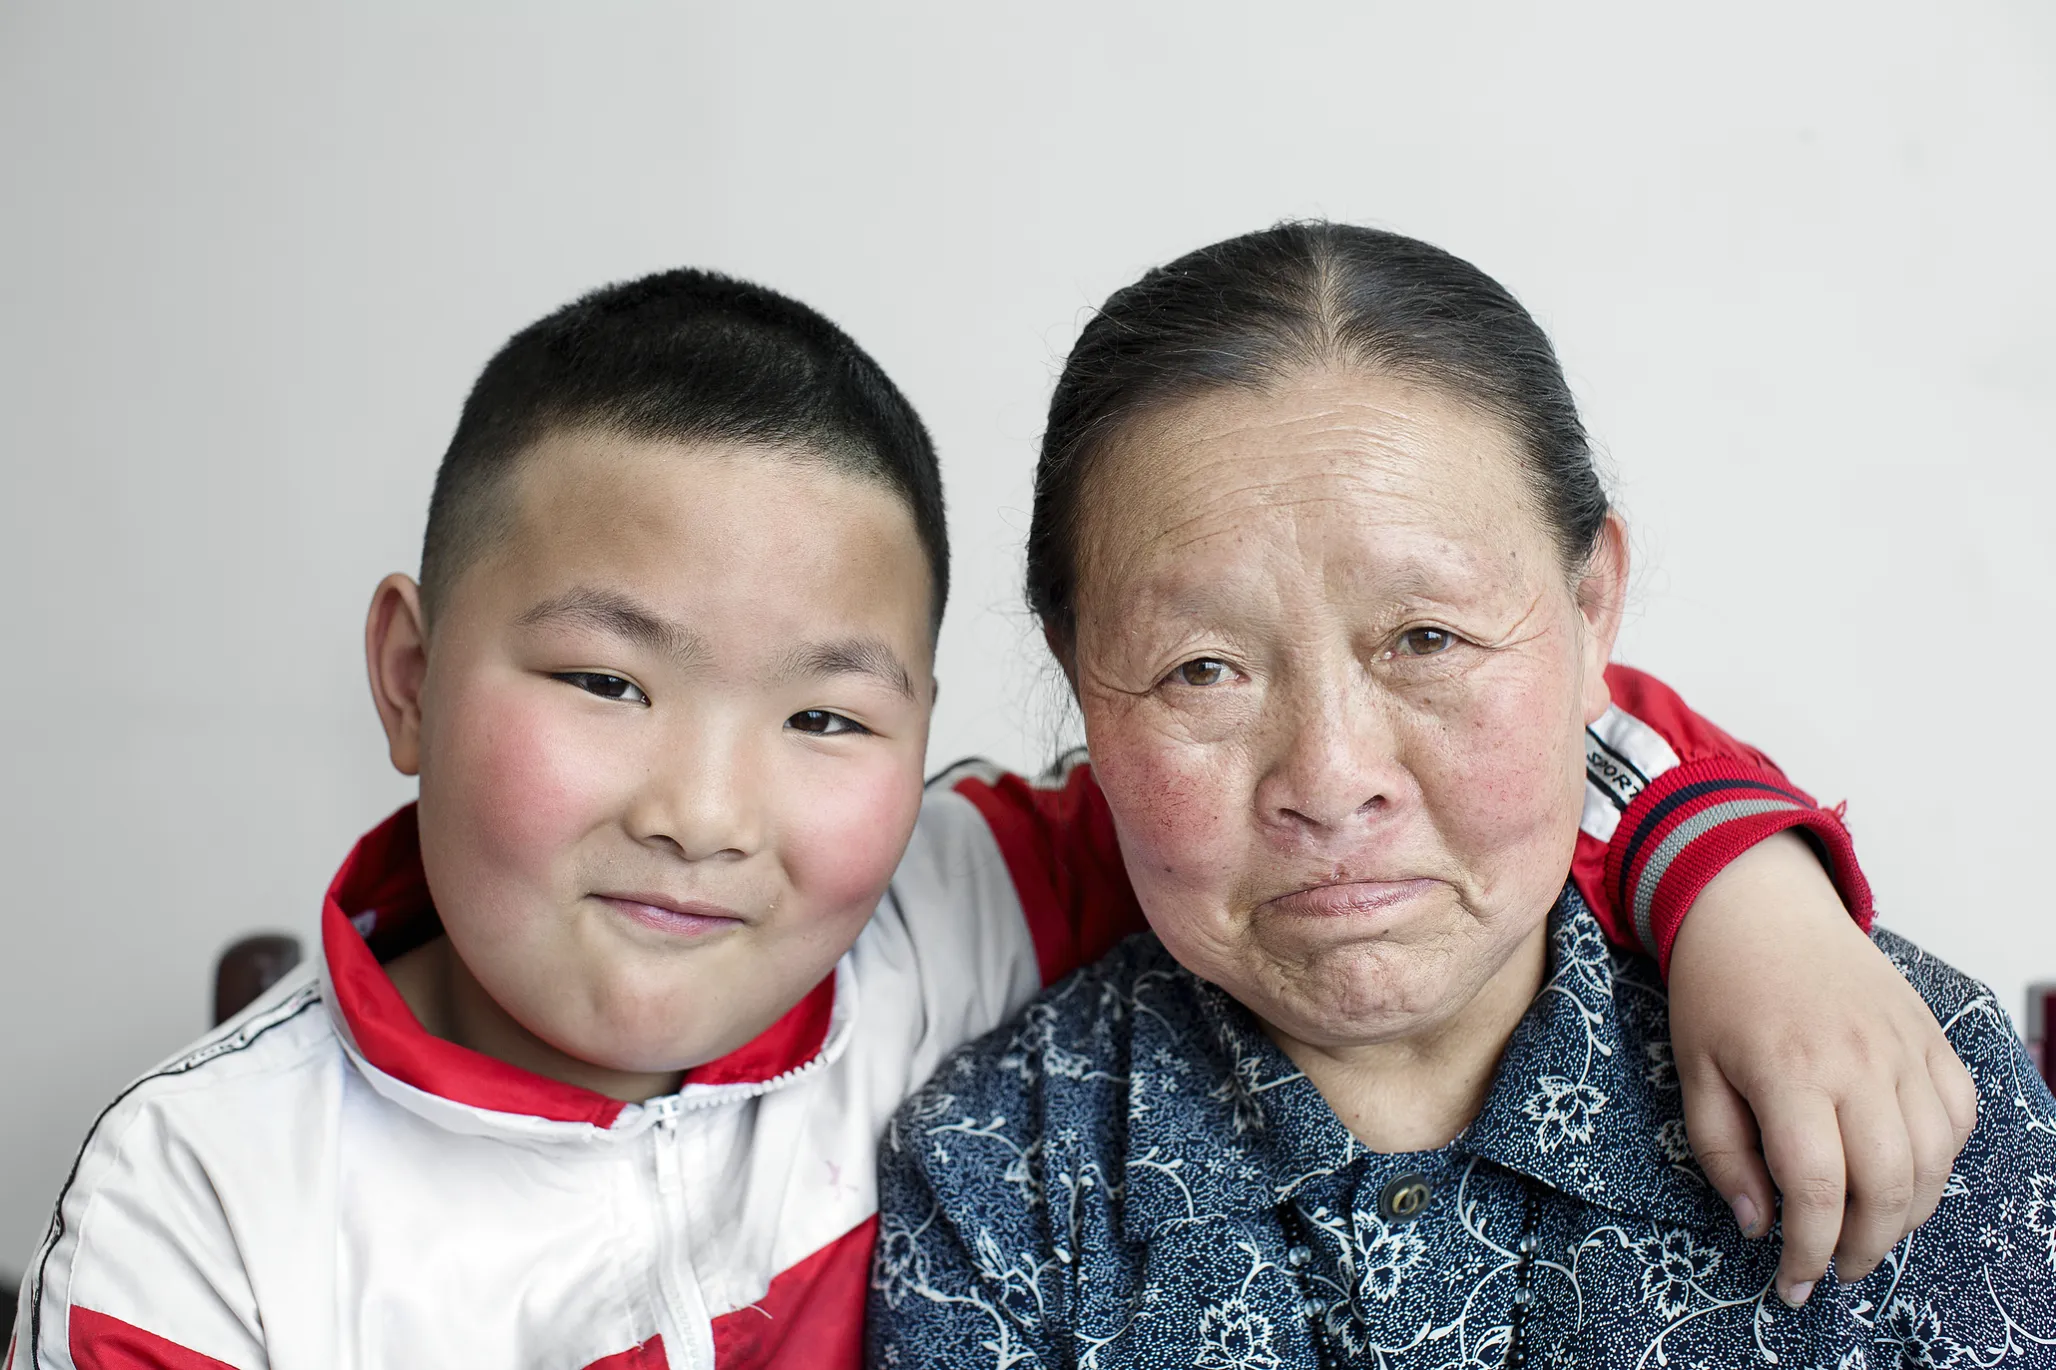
{"left": 625, "top": 724, "right": 763, "bottom": 862}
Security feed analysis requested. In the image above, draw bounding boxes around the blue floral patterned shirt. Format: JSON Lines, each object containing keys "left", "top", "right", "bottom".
{"left": 870, "top": 886, "right": 2056, "bottom": 1368}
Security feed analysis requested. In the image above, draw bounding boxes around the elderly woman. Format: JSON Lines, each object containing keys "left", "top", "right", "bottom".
{"left": 870, "top": 225, "right": 2056, "bottom": 1366}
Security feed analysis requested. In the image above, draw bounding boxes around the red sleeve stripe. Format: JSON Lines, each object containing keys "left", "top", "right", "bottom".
{"left": 708, "top": 1216, "right": 873, "bottom": 1368}
{"left": 1606, "top": 758, "right": 1874, "bottom": 975}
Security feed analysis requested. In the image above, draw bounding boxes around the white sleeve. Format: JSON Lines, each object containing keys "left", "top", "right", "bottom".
{"left": 856, "top": 784, "right": 1042, "bottom": 1095}
{"left": 9, "top": 988, "right": 328, "bottom": 1370}
{"left": 22, "top": 1088, "right": 267, "bottom": 1369}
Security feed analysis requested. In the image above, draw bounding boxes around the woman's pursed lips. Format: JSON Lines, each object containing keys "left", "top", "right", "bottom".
{"left": 1258, "top": 877, "right": 1441, "bottom": 919}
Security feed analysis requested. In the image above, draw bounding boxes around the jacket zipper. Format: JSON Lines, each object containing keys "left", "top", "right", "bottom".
{"left": 644, "top": 1095, "right": 707, "bottom": 1368}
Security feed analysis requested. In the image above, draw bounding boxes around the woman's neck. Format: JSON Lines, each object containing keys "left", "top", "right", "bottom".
{"left": 1263, "top": 920, "right": 1550, "bottom": 1154}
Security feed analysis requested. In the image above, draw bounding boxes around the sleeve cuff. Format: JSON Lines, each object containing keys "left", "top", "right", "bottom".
{"left": 1600, "top": 756, "right": 1875, "bottom": 978}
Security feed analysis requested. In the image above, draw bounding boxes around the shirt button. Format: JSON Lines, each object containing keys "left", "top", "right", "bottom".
{"left": 1378, "top": 1172, "right": 1434, "bottom": 1222}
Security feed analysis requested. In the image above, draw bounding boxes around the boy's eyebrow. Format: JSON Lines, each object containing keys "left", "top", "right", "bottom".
{"left": 780, "top": 637, "right": 918, "bottom": 702}
{"left": 516, "top": 587, "right": 707, "bottom": 663}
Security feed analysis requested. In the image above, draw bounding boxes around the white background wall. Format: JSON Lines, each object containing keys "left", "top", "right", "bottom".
{"left": 3, "top": 0, "right": 2051, "bottom": 1277}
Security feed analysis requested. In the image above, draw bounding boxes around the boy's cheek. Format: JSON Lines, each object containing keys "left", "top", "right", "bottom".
{"left": 778, "top": 755, "right": 924, "bottom": 923}
{"left": 425, "top": 680, "right": 623, "bottom": 884}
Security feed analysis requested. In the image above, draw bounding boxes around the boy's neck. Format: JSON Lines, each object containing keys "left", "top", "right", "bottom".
{"left": 386, "top": 936, "right": 685, "bottom": 1104}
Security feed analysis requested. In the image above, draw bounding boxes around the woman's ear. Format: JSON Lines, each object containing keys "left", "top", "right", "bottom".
{"left": 365, "top": 573, "right": 431, "bottom": 776}
{"left": 1575, "top": 513, "right": 1630, "bottom": 725}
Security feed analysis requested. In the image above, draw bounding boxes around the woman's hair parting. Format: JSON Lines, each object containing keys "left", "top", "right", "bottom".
{"left": 421, "top": 267, "right": 948, "bottom": 631}
{"left": 1025, "top": 221, "right": 1608, "bottom": 642}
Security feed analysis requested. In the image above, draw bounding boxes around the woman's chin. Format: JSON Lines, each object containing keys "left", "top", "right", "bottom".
{"left": 1269, "top": 963, "right": 1470, "bottom": 1048}
{"left": 1168, "top": 920, "right": 1532, "bottom": 1054}
{"left": 1173, "top": 939, "right": 1437, "bottom": 1040}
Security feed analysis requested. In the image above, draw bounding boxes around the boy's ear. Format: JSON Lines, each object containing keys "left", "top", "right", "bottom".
{"left": 365, "top": 574, "right": 431, "bottom": 776}
{"left": 1575, "top": 512, "right": 1630, "bottom": 726}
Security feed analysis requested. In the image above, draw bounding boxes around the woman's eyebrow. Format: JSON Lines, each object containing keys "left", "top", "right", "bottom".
{"left": 779, "top": 637, "right": 917, "bottom": 702}
{"left": 516, "top": 586, "right": 707, "bottom": 664}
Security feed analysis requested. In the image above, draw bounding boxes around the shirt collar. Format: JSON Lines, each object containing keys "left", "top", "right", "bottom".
{"left": 1120, "top": 887, "right": 1733, "bottom": 1243}
{"left": 321, "top": 804, "right": 842, "bottom": 1128}
{"left": 1461, "top": 888, "right": 1734, "bottom": 1232}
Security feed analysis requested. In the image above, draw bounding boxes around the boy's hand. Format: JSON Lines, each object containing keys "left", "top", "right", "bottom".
{"left": 1665, "top": 831, "right": 1977, "bottom": 1308}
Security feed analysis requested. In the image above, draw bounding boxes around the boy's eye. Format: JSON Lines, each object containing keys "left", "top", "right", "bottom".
{"left": 1169, "top": 658, "right": 1234, "bottom": 688}
{"left": 788, "top": 709, "right": 870, "bottom": 737}
{"left": 1393, "top": 627, "right": 1456, "bottom": 657}
{"left": 552, "top": 672, "right": 650, "bottom": 705}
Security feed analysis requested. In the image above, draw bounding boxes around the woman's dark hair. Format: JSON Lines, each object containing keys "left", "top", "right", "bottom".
{"left": 422, "top": 267, "right": 947, "bottom": 632}
{"left": 1027, "top": 222, "right": 1608, "bottom": 642}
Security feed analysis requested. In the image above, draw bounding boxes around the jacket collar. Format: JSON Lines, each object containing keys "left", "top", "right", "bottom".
{"left": 1119, "top": 887, "right": 1732, "bottom": 1242}
{"left": 320, "top": 804, "right": 843, "bottom": 1130}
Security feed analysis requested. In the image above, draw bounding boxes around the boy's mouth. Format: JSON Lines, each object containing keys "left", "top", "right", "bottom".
{"left": 592, "top": 892, "right": 748, "bottom": 938}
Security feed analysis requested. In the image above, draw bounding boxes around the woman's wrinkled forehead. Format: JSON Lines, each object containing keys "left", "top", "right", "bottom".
{"left": 1071, "top": 368, "right": 1549, "bottom": 615}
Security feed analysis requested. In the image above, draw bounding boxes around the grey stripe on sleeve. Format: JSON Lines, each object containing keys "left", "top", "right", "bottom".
{"left": 1631, "top": 798, "right": 1805, "bottom": 955}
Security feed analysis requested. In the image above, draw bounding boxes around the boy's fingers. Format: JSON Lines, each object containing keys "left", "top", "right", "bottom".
{"left": 1931, "top": 1043, "right": 1978, "bottom": 1145}
{"left": 1901, "top": 1074, "right": 1961, "bottom": 1233}
{"left": 1759, "top": 1090, "right": 1844, "bottom": 1305}
{"left": 1680, "top": 1066, "right": 1774, "bottom": 1238}
{"left": 1830, "top": 1087, "right": 1915, "bottom": 1283}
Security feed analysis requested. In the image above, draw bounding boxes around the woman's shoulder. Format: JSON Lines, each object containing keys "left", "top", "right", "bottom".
{"left": 1847, "top": 929, "right": 2056, "bottom": 1350}
{"left": 876, "top": 933, "right": 1182, "bottom": 1299}
{"left": 885, "top": 930, "right": 1179, "bottom": 1140}
{"left": 1863, "top": 925, "right": 2054, "bottom": 1139}
{"left": 1871, "top": 926, "right": 2015, "bottom": 1033}
{"left": 1866, "top": 922, "right": 2056, "bottom": 1145}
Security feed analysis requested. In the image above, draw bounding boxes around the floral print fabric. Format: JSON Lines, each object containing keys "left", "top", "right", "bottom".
{"left": 870, "top": 886, "right": 2056, "bottom": 1368}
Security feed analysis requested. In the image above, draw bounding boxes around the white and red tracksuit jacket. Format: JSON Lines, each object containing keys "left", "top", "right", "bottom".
{"left": 11, "top": 666, "right": 1871, "bottom": 1370}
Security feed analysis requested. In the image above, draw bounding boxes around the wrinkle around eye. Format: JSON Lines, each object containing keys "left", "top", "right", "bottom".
{"left": 1076, "top": 653, "right": 1179, "bottom": 703}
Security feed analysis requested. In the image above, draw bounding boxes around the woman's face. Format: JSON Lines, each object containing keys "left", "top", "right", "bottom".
{"left": 1068, "top": 366, "right": 1626, "bottom": 1054}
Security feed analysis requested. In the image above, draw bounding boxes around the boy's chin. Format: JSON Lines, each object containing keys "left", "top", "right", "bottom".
{"left": 556, "top": 996, "right": 812, "bottom": 1079}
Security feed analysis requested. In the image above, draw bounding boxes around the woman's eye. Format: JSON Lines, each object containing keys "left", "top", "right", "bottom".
{"left": 1394, "top": 628, "right": 1456, "bottom": 657}
{"left": 788, "top": 709, "right": 870, "bottom": 737}
{"left": 553, "top": 672, "right": 649, "bottom": 705}
{"left": 1170, "top": 658, "right": 1234, "bottom": 688}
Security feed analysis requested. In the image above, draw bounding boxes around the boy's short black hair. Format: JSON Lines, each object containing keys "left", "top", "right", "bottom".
{"left": 420, "top": 268, "right": 948, "bottom": 633}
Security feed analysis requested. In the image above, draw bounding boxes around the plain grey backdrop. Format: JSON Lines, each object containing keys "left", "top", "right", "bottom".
{"left": 3, "top": 1, "right": 2052, "bottom": 1275}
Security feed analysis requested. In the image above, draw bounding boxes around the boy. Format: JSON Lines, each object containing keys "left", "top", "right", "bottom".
{"left": 13, "top": 270, "right": 1966, "bottom": 1369}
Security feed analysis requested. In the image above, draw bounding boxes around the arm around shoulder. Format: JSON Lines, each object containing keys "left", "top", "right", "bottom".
{"left": 1576, "top": 663, "right": 1873, "bottom": 973}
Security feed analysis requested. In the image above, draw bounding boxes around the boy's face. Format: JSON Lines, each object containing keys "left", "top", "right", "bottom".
{"left": 373, "top": 431, "right": 935, "bottom": 1079}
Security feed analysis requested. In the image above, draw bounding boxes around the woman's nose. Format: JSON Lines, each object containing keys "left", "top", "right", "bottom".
{"left": 1255, "top": 683, "right": 1404, "bottom": 837}
{"left": 624, "top": 715, "right": 763, "bottom": 863}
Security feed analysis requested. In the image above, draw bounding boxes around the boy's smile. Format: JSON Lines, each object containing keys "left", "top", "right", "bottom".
{"left": 367, "top": 428, "right": 937, "bottom": 1102}
{"left": 591, "top": 891, "right": 747, "bottom": 939}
